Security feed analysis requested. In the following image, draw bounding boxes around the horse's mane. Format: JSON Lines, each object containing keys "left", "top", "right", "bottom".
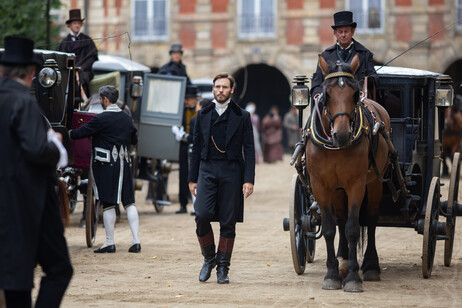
{"left": 322, "top": 61, "right": 360, "bottom": 92}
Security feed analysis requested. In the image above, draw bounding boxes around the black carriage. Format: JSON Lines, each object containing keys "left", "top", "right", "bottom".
{"left": 283, "top": 66, "right": 461, "bottom": 278}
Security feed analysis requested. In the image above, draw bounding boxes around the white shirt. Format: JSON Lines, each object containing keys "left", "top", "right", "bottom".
{"left": 213, "top": 98, "right": 230, "bottom": 116}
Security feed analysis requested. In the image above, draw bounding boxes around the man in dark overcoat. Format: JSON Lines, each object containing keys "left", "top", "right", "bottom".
{"left": 70, "top": 85, "right": 141, "bottom": 253}
{"left": 188, "top": 73, "right": 255, "bottom": 284}
{"left": 57, "top": 9, "right": 98, "bottom": 100}
{"left": 158, "top": 43, "right": 192, "bottom": 85}
{"left": 0, "top": 36, "right": 73, "bottom": 307}
{"left": 310, "top": 11, "right": 378, "bottom": 100}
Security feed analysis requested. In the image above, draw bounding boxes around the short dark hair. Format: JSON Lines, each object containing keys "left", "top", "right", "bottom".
{"left": 213, "top": 72, "right": 235, "bottom": 89}
{"left": 0, "top": 64, "right": 35, "bottom": 78}
{"left": 99, "top": 85, "right": 119, "bottom": 103}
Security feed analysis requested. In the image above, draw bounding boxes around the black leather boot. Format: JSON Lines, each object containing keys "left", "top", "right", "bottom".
{"left": 216, "top": 251, "right": 231, "bottom": 284}
{"left": 199, "top": 245, "right": 216, "bottom": 282}
{"left": 216, "top": 237, "right": 234, "bottom": 284}
{"left": 197, "top": 231, "right": 215, "bottom": 282}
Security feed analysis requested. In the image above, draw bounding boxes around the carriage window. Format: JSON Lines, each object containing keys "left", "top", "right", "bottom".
{"left": 378, "top": 87, "right": 402, "bottom": 118}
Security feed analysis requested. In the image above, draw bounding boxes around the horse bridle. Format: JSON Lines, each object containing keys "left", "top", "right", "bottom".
{"left": 320, "top": 68, "right": 360, "bottom": 129}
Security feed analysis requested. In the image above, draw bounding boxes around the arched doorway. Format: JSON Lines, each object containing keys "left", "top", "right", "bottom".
{"left": 444, "top": 59, "right": 462, "bottom": 95}
{"left": 232, "top": 63, "right": 291, "bottom": 122}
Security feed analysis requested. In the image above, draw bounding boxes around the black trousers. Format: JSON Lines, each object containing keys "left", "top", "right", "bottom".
{"left": 5, "top": 180, "right": 73, "bottom": 308}
{"left": 179, "top": 142, "right": 190, "bottom": 208}
{"left": 195, "top": 159, "right": 241, "bottom": 238}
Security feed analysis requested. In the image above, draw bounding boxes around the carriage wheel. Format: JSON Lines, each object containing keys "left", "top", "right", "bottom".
{"left": 289, "top": 174, "right": 316, "bottom": 274}
{"left": 445, "top": 152, "right": 460, "bottom": 266}
{"left": 422, "top": 177, "right": 440, "bottom": 278}
{"left": 85, "top": 170, "right": 99, "bottom": 247}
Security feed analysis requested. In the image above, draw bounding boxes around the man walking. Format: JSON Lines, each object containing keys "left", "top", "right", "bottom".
{"left": 188, "top": 73, "right": 255, "bottom": 284}
{"left": 0, "top": 36, "right": 73, "bottom": 307}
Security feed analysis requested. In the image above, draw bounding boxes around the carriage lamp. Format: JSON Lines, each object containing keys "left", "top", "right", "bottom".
{"left": 38, "top": 59, "right": 61, "bottom": 88}
{"left": 435, "top": 87, "right": 453, "bottom": 107}
{"left": 292, "top": 75, "right": 310, "bottom": 128}
{"left": 130, "top": 76, "right": 144, "bottom": 99}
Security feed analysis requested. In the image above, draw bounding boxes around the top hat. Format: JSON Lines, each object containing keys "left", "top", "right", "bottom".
{"left": 0, "top": 36, "right": 41, "bottom": 66}
{"left": 169, "top": 44, "right": 183, "bottom": 54}
{"left": 331, "top": 11, "right": 357, "bottom": 29}
{"left": 185, "top": 85, "right": 200, "bottom": 98}
{"left": 66, "top": 9, "right": 85, "bottom": 24}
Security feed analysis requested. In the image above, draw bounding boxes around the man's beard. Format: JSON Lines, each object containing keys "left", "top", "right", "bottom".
{"left": 214, "top": 93, "right": 230, "bottom": 103}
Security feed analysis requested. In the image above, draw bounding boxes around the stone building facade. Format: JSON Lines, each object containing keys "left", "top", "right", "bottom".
{"left": 58, "top": 0, "right": 462, "bottom": 116}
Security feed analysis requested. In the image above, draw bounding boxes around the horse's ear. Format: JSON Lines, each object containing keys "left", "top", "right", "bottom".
{"left": 350, "top": 54, "right": 360, "bottom": 73}
{"left": 318, "top": 55, "right": 330, "bottom": 75}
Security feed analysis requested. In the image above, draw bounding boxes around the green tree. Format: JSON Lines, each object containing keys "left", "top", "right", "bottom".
{"left": 0, "top": 0, "right": 63, "bottom": 50}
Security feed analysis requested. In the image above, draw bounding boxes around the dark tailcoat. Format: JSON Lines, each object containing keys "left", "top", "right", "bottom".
{"left": 311, "top": 39, "right": 378, "bottom": 97}
{"left": 57, "top": 33, "right": 98, "bottom": 95}
{"left": 0, "top": 77, "right": 65, "bottom": 290}
{"left": 158, "top": 60, "right": 192, "bottom": 85}
{"left": 70, "top": 105, "right": 138, "bottom": 205}
{"left": 188, "top": 101, "right": 255, "bottom": 223}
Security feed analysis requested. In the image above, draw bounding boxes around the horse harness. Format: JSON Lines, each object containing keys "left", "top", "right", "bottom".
{"left": 306, "top": 70, "right": 383, "bottom": 177}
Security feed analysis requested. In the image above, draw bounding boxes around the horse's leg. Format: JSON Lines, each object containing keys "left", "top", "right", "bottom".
{"left": 334, "top": 190, "right": 348, "bottom": 279}
{"left": 343, "top": 185, "right": 365, "bottom": 292}
{"left": 320, "top": 200, "right": 342, "bottom": 290}
{"left": 362, "top": 181, "right": 381, "bottom": 281}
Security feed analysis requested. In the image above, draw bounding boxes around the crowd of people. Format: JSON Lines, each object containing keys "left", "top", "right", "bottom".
{"left": 0, "top": 7, "right": 374, "bottom": 307}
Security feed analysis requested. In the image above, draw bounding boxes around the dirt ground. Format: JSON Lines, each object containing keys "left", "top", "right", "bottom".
{"left": 33, "top": 155, "right": 461, "bottom": 307}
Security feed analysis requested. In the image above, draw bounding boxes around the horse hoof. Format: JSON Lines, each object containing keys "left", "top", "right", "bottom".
{"left": 344, "top": 281, "right": 363, "bottom": 292}
{"left": 363, "top": 270, "right": 381, "bottom": 281}
{"left": 322, "top": 279, "right": 342, "bottom": 290}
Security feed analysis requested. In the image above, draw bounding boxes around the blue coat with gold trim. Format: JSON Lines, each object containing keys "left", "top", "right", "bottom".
{"left": 70, "top": 104, "right": 137, "bottom": 205}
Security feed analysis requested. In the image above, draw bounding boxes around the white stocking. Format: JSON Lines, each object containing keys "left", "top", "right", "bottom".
{"left": 102, "top": 208, "right": 116, "bottom": 247}
{"left": 126, "top": 205, "right": 140, "bottom": 245}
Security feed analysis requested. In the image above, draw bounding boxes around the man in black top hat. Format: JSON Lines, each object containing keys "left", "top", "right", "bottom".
{"left": 311, "top": 11, "right": 378, "bottom": 100}
{"left": 158, "top": 44, "right": 192, "bottom": 85}
{"left": 0, "top": 36, "right": 73, "bottom": 308}
{"left": 57, "top": 8, "right": 98, "bottom": 100}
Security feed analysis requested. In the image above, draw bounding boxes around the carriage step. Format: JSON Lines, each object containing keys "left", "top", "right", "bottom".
{"left": 405, "top": 181, "right": 416, "bottom": 187}
{"left": 411, "top": 195, "right": 421, "bottom": 202}
{"left": 436, "top": 235, "right": 449, "bottom": 241}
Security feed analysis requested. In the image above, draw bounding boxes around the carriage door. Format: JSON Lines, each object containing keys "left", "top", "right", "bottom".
{"left": 137, "top": 74, "right": 187, "bottom": 161}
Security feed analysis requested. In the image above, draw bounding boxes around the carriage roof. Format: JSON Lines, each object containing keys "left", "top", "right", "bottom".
{"left": 93, "top": 55, "right": 150, "bottom": 73}
{"left": 375, "top": 66, "right": 443, "bottom": 78}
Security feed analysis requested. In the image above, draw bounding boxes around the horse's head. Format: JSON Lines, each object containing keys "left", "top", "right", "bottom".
{"left": 318, "top": 54, "right": 360, "bottom": 148}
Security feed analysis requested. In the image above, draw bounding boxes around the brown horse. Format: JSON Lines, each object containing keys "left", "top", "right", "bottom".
{"left": 442, "top": 95, "right": 462, "bottom": 176}
{"left": 306, "top": 55, "right": 391, "bottom": 292}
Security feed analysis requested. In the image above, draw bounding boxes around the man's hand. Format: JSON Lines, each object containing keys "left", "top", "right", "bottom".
{"left": 189, "top": 182, "right": 197, "bottom": 197}
{"left": 242, "top": 183, "right": 254, "bottom": 199}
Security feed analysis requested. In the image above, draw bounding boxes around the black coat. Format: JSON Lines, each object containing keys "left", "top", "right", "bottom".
{"left": 158, "top": 60, "right": 192, "bottom": 85}
{"left": 311, "top": 39, "right": 378, "bottom": 97}
{"left": 70, "top": 105, "right": 138, "bottom": 205}
{"left": 188, "top": 101, "right": 255, "bottom": 184}
{"left": 57, "top": 33, "right": 98, "bottom": 92}
{"left": 0, "top": 77, "right": 60, "bottom": 290}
